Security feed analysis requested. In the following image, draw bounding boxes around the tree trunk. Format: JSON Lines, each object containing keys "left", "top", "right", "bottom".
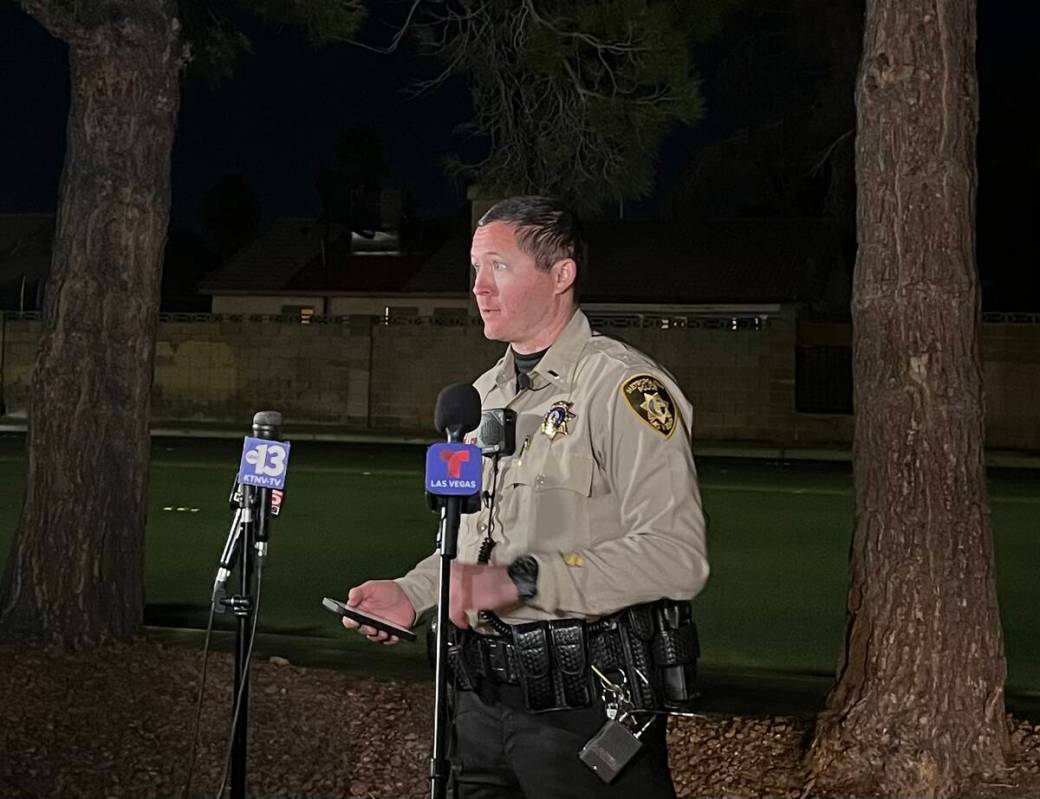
{"left": 807, "top": 1, "right": 1008, "bottom": 796}
{"left": 0, "top": 1, "right": 182, "bottom": 647}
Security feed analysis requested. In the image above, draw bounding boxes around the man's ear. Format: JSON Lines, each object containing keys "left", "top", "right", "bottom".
{"left": 552, "top": 258, "right": 577, "bottom": 296}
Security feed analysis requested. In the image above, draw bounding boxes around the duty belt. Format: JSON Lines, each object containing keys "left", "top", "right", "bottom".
{"left": 445, "top": 601, "right": 698, "bottom": 714}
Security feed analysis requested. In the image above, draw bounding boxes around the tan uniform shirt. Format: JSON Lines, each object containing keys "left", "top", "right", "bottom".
{"left": 396, "top": 309, "right": 709, "bottom": 627}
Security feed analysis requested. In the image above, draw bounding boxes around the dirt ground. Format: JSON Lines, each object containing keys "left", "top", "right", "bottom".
{"left": 1, "top": 640, "right": 1038, "bottom": 798}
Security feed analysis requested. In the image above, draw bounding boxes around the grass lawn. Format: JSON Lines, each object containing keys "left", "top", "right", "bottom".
{"left": 0, "top": 433, "right": 1037, "bottom": 704}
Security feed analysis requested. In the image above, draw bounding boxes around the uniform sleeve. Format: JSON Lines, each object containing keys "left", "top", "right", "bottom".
{"left": 528, "top": 372, "right": 709, "bottom": 617}
{"left": 395, "top": 549, "right": 441, "bottom": 617}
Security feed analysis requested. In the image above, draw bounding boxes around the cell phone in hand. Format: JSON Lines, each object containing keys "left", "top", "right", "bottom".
{"left": 321, "top": 597, "right": 417, "bottom": 642}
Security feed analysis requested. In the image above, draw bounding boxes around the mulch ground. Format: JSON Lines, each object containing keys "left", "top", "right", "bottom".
{"left": 2, "top": 640, "right": 1039, "bottom": 798}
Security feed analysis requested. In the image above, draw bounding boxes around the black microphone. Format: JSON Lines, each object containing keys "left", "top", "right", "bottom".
{"left": 215, "top": 412, "right": 282, "bottom": 597}
{"left": 251, "top": 410, "right": 283, "bottom": 550}
{"left": 434, "top": 383, "right": 481, "bottom": 442}
{"left": 252, "top": 410, "right": 282, "bottom": 440}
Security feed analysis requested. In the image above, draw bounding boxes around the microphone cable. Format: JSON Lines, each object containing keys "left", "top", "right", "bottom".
{"left": 476, "top": 456, "right": 512, "bottom": 636}
{"left": 183, "top": 478, "right": 245, "bottom": 799}
{"left": 182, "top": 598, "right": 219, "bottom": 799}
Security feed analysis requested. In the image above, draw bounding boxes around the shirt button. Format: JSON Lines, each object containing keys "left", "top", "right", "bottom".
{"left": 478, "top": 522, "right": 488, "bottom": 532}
{"left": 536, "top": 475, "right": 545, "bottom": 487}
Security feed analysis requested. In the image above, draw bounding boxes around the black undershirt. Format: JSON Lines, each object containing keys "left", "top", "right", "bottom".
{"left": 512, "top": 347, "right": 547, "bottom": 391}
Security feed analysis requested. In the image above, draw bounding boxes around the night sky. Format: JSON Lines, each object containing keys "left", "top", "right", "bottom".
{"left": 0, "top": 3, "right": 475, "bottom": 220}
{"left": 0, "top": 3, "right": 1036, "bottom": 306}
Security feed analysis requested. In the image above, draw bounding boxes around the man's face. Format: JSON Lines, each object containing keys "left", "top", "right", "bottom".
{"left": 470, "top": 221, "right": 563, "bottom": 348}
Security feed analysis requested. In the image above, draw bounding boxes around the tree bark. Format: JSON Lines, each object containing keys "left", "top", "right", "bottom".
{"left": 0, "top": 1, "right": 182, "bottom": 647}
{"left": 807, "top": 1, "right": 1008, "bottom": 797}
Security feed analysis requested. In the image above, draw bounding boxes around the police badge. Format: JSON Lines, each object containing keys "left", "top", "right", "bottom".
{"left": 540, "top": 401, "right": 576, "bottom": 440}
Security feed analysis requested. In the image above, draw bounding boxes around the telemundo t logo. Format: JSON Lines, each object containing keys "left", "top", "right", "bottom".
{"left": 425, "top": 443, "right": 481, "bottom": 496}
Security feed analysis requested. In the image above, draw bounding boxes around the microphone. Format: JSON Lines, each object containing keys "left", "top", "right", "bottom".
{"left": 427, "top": 384, "right": 482, "bottom": 515}
{"left": 248, "top": 411, "right": 285, "bottom": 551}
{"left": 434, "top": 383, "right": 481, "bottom": 442}
{"left": 252, "top": 410, "right": 282, "bottom": 440}
{"left": 213, "top": 411, "right": 291, "bottom": 603}
{"left": 224, "top": 410, "right": 284, "bottom": 510}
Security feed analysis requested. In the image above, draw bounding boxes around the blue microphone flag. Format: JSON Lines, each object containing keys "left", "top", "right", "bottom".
{"left": 238, "top": 437, "right": 291, "bottom": 489}
{"left": 425, "top": 443, "right": 482, "bottom": 496}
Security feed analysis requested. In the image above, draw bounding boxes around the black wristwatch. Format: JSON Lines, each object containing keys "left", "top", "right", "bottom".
{"left": 507, "top": 555, "right": 539, "bottom": 601}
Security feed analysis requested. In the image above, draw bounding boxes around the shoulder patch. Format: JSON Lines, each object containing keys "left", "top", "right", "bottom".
{"left": 620, "top": 374, "right": 678, "bottom": 437}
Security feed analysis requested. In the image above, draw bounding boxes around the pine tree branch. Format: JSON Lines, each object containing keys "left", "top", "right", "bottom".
{"left": 346, "top": 0, "right": 423, "bottom": 54}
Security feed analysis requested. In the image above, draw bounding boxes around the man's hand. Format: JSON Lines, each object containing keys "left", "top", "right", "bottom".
{"left": 449, "top": 562, "right": 520, "bottom": 629}
{"left": 343, "top": 580, "right": 416, "bottom": 646}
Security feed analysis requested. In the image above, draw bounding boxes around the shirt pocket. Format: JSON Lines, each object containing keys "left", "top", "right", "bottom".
{"left": 501, "top": 418, "right": 594, "bottom": 496}
{"left": 531, "top": 446, "right": 594, "bottom": 497}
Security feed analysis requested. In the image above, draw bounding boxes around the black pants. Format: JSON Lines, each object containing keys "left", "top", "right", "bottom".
{"left": 450, "top": 683, "right": 676, "bottom": 799}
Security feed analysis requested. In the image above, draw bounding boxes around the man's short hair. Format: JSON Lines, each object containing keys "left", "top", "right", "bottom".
{"left": 477, "top": 196, "right": 587, "bottom": 282}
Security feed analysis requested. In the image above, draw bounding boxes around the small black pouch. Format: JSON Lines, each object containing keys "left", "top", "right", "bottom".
{"left": 550, "top": 619, "right": 594, "bottom": 708}
{"left": 620, "top": 605, "right": 657, "bottom": 709}
{"left": 588, "top": 619, "right": 626, "bottom": 673}
{"left": 651, "top": 619, "right": 700, "bottom": 665}
{"left": 626, "top": 604, "right": 655, "bottom": 641}
{"left": 481, "top": 635, "right": 520, "bottom": 685}
{"left": 513, "top": 621, "right": 556, "bottom": 712}
{"left": 651, "top": 600, "right": 700, "bottom": 709}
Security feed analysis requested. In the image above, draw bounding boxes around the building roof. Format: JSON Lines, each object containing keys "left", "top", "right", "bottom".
{"left": 402, "top": 235, "right": 469, "bottom": 294}
{"left": 199, "top": 218, "right": 339, "bottom": 293}
{"left": 199, "top": 217, "right": 436, "bottom": 295}
{"left": 199, "top": 216, "right": 844, "bottom": 305}
{"left": 582, "top": 218, "right": 841, "bottom": 304}
{"left": 287, "top": 250, "right": 430, "bottom": 293}
{"left": 407, "top": 218, "right": 842, "bottom": 305}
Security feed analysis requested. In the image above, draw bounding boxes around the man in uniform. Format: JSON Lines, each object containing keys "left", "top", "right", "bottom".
{"left": 344, "top": 196, "right": 709, "bottom": 798}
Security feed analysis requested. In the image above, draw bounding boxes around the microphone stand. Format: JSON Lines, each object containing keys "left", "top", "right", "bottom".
{"left": 216, "top": 412, "right": 281, "bottom": 799}
{"left": 208, "top": 481, "right": 259, "bottom": 799}
{"left": 424, "top": 386, "right": 481, "bottom": 799}
{"left": 430, "top": 492, "right": 463, "bottom": 799}
{"left": 226, "top": 483, "right": 260, "bottom": 799}
{"left": 228, "top": 487, "right": 273, "bottom": 799}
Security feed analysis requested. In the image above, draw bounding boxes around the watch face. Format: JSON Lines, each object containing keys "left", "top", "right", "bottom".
{"left": 509, "top": 556, "right": 539, "bottom": 600}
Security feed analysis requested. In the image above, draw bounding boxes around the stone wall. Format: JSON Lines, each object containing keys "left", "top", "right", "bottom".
{"left": 0, "top": 316, "right": 40, "bottom": 415}
{"left": 982, "top": 323, "right": 1040, "bottom": 449}
{"left": 368, "top": 321, "right": 502, "bottom": 431}
{"left": 151, "top": 317, "right": 374, "bottom": 426}
{"left": 610, "top": 317, "right": 853, "bottom": 445}
{"left": 1, "top": 312, "right": 1038, "bottom": 449}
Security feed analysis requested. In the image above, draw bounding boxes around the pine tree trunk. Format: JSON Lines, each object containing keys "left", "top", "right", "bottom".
{"left": 807, "top": 1, "right": 1008, "bottom": 796}
{"left": 0, "top": 2, "right": 182, "bottom": 647}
